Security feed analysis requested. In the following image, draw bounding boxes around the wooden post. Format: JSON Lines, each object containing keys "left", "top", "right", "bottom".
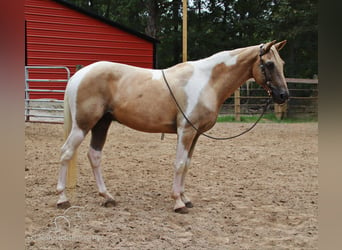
{"left": 75, "top": 64, "right": 83, "bottom": 71}
{"left": 274, "top": 103, "right": 287, "bottom": 120}
{"left": 182, "top": 0, "right": 187, "bottom": 62}
{"left": 274, "top": 104, "right": 280, "bottom": 120}
{"left": 234, "top": 88, "right": 241, "bottom": 121}
{"left": 163, "top": 2, "right": 187, "bottom": 141}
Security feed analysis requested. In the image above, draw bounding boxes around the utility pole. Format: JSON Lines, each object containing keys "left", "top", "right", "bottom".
{"left": 182, "top": 0, "right": 187, "bottom": 62}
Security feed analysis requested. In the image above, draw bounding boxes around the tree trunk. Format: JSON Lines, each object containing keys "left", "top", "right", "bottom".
{"left": 105, "top": 0, "right": 111, "bottom": 18}
{"left": 172, "top": 0, "right": 181, "bottom": 65}
{"left": 144, "top": 0, "right": 158, "bottom": 38}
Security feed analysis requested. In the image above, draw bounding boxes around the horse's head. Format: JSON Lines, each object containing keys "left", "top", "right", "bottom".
{"left": 253, "top": 40, "right": 289, "bottom": 104}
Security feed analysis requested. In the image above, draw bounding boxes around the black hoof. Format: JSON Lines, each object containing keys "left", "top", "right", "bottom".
{"left": 102, "top": 198, "right": 117, "bottom": 207}
{"left": 57, "top": 201, "right": 71, "bottom": 209}
{"left": 185, "top": 201, "right": 194, "bottom": 208}
{"left": 174, "top": 207, "right": 189, "bottom": 214}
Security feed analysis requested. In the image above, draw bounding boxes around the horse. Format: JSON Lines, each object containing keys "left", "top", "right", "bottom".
{"left": 56, "top": 40, "right": 289, "bottom": 213}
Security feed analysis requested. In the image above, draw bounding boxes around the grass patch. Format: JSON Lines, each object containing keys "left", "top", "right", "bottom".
{"left": 217, "top": 113, "right": 317, "bottom": 123}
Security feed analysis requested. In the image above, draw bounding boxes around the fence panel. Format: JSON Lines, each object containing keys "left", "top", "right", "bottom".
{"left": 284, "top": 78, "right": 318, "bottom": 119}
{"left": 219, "top": 78, "right": 318, "bottom": 120}
{"left": 25, "top": 66, "right": 70, "bottom": 123}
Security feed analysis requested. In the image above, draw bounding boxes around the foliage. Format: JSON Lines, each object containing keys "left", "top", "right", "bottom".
{"left": 65, "top": 0, "right": 317, "bottom": 78}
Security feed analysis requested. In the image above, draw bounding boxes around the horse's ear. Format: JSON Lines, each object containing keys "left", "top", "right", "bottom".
{"left": 274, "top": 40, "right": 287, "bottom": 51}
{"left": 262, "top": 40, "right": 277, "bottom": 54}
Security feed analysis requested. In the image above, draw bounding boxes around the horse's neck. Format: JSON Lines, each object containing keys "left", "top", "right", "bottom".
{"left": 191, "top": 51, "right": 239, "bottom": 73}
{"left": 192, "top": 46, "right": 258, "bottom": 105}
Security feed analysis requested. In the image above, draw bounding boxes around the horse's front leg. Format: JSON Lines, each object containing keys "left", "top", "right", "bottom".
{"left": 179, "top": 134, "right": 199, "bottom": 209}
{"left": 179, "top": 159, "right": 191, "bottom": 206}
{"left": 172, "top": 129, "right": 197, "bottom": 214}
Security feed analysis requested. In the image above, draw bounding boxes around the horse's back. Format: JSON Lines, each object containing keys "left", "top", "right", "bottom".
{"left": 67, "top": 61, "right": 178, "bottom": 133}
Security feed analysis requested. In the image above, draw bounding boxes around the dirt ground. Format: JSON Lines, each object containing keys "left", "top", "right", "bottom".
{"left": 25, "top": 121, "right": 318, "bottom": 249}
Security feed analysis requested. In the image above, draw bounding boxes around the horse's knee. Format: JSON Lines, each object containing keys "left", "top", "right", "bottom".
{"left": 174, "top": 161, "right": 186, "bottom": 174}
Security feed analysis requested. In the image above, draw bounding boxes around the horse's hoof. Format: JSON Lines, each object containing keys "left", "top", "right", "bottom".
{"left": 57, "top": 201, "right": 71, "bottom": 209}
{"left": 102, "top": 198, "right": 117, "bottom": 207}
{"left": 174, "top": 207, "right": 189, "bottom": 214}
{"left": 185, "top": 201, "right": 194, "bottom": 208}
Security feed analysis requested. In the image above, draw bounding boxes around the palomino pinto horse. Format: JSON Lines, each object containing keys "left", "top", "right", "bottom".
{"left": 57, "top": 40, "right": 289, "bottom": 213}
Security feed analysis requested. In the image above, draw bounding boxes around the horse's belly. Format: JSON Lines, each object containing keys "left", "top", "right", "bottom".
{"left": 110, "top": 75, "right": 179, "bottom": 133}
{"left": 113, "top": 102, "right": 177, "bottom": 133}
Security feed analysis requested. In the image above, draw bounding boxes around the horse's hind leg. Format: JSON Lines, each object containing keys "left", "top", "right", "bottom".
{"left": 57, "top": 126, "right": 85, "bottom": 208}
{"left": 87, "top": 113, "right": 116, "bottom": 207}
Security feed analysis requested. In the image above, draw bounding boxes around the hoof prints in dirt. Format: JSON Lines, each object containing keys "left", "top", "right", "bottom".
{"left": 25, "top": 122, "right": 318, "bottom": 249}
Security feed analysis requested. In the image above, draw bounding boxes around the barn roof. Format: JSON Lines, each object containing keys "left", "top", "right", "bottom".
{"left": 52, "top": 0, "right": 159, "bottom": 44}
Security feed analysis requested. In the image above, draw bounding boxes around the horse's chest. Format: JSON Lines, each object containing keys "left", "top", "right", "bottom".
{"left": 183, "top": 83, "right": 217, "bottom": 116}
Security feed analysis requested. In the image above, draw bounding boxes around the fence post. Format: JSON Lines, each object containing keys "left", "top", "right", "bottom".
{"left": 274, "top": 103, "right": 287, "bottom": 120}
{"left": 25, "top": 67, "right": 30, "bottom": 122}
{"left": 75, "top": 64, "right": 83, "bottom": 71}
{"left": 234, "top": 87, "right": 241, "bottom": 121}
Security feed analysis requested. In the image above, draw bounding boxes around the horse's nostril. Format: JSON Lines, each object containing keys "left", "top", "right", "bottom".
{"left": 280, "top": 92, "right": 289, "bottom": 101}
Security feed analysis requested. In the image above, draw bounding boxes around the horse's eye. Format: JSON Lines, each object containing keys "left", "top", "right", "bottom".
{"left": 266, "top": 61, "right": 275, "bottom": 70}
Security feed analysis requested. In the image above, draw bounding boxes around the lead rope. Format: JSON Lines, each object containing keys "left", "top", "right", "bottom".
{"left": 161, "top": 70, "right": 272, "bottom": 141}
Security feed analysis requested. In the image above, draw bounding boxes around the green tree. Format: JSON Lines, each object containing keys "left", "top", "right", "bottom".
{"left": 271, "top": 0, "right": 317, "bottom": 77}
{"left": 65, "top": 0, "right": 317, "bottom": 77}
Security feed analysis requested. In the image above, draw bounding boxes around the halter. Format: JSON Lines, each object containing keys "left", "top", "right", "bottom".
{"left": 259, "top": 44, "right": 273, "bottom": 97}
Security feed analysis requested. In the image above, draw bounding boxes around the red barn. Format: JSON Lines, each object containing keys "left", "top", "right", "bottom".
{"left": 25, "top": 0, "right": 158, "bottom": 99}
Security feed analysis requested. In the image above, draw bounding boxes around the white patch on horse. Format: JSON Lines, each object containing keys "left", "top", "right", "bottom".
{"left": 184, "top": 52, "right": 238, "bottom": 116}
{"left": 196, "top": 51, "right": 238, "bottom": 69}
{"left": 151, "top": 70, "right": 162, "bottom": 80}
{"left": 174, "top": 129, "right": 188, "bottom": 170}
{"left": 88, "top": 147, "right": 108, "bottom": 194}
{"left": 65, "top": 62, "right": 98, "bottom": 124}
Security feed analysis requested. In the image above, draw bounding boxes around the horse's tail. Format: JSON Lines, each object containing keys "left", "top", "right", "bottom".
{"left": 63, "top": 92, "right": 78, "bottom": 189}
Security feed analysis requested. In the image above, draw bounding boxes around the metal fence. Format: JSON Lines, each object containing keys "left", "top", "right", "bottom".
{"left": 25, "top": 66, "right": 70, "bottom": 123}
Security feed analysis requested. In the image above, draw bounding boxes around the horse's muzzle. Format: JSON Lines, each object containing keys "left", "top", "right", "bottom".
{"left": 271, "top": 88, "right": 289, "bottom": 104}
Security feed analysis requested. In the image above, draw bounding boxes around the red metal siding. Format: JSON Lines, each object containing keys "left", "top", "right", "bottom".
{"left": 25, "top": 0, "right": 154, "bottom": 99}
